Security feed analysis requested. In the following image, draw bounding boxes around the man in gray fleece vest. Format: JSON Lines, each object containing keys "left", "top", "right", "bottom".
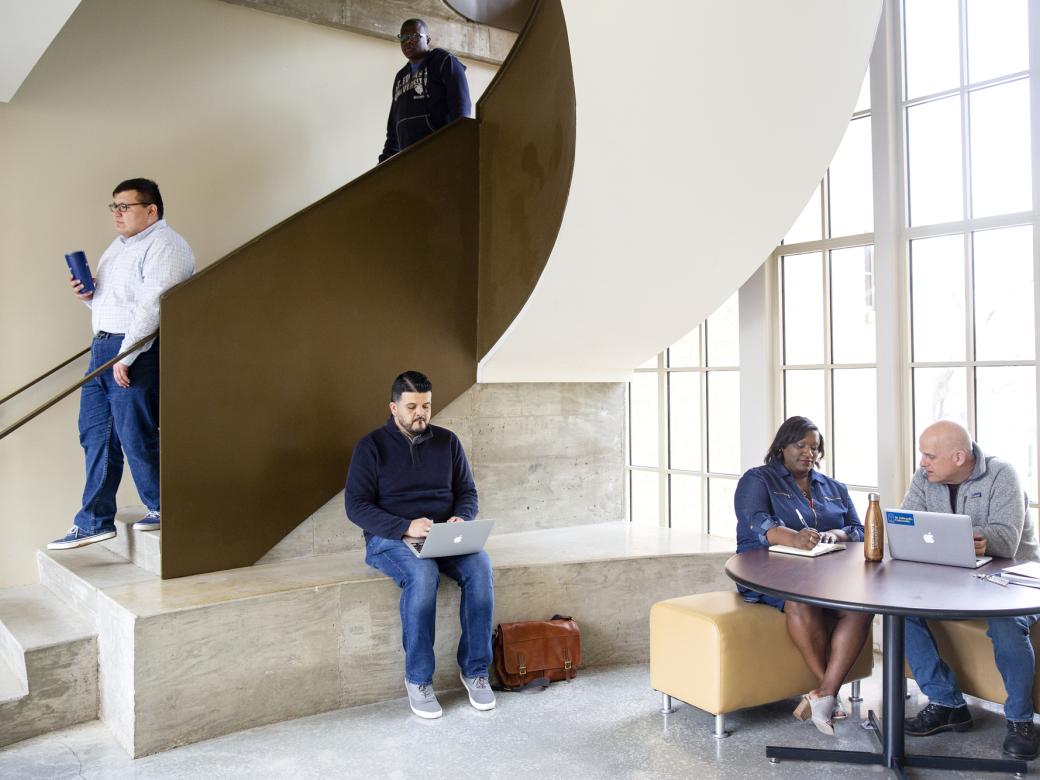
{"left": 902, "top": 421, "right": 1039, "bottom": 761}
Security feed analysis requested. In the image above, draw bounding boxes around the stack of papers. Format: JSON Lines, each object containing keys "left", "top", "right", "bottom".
{"left": 998, "top": 561, "right": 1040, "bottom": 588}
{"left": 768, "top": 542, "right": 846, "bottom": 558}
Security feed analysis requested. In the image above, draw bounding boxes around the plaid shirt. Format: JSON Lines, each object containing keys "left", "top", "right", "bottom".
{"left": 87, "top": 219, "right": 195, "bottom": 364}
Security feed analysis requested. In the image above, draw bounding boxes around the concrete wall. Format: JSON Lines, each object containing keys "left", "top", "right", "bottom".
{"left": 0, "top": 0, "right": 496, "bottom": 589}
{"left": 262, "top": 381, "right": 627, "bottom": 563}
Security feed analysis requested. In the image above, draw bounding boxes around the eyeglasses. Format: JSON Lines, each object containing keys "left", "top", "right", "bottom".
{"left": 108, "top": 202, "right": 151, "bottom": 213}
{"left": 396, "top": 32, "right": 426, "bottom": 42}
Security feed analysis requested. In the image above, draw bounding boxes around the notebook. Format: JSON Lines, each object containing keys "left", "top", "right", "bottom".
{"left": 405, "top": 519, "right": 495, "bottom": 558}
{"left": 768, "top": 542, "right": 846, "bottom": 557}
{"left": 884, "top": 508, "right": 992, "bottom": 568}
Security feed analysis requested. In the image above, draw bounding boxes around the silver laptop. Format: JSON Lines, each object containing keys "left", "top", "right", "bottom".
{"left": 405, "top": 519, "right": 495, "bottom": 558}
{"left": 884, "top": 508, "right": 992, "bottom": 568}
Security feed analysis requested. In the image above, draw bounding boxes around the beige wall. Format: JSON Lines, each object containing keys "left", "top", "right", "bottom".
{"left": 0, "top": 0, "right": 496, "bottom": 587}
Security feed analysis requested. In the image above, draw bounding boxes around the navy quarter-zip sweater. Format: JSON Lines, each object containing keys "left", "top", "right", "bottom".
{"left": 345, "top": 417, "right": 478, "bottom": 542}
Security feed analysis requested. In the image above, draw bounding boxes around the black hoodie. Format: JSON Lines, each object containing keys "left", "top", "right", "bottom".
{"left": 378, "top": 48, "right": 472, "bottom": 162}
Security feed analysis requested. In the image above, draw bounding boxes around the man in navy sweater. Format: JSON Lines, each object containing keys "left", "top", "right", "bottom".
{"left": 378, "top": 18, "right": 472, "bottom": 162}
{"left": 345, "top": 371, "right": 494, "bottom": 718}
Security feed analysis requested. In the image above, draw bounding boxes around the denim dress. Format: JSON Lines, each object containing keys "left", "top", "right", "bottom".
{"left": 733, "top": 458, "right": 864, "bottom": 609}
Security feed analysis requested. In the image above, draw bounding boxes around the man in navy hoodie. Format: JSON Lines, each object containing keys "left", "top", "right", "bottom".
{"left": 345, "top": 371, "right": 494, "bottom": 719}
{"left": 378, "top": 18, "right": 472, "bottom": 162}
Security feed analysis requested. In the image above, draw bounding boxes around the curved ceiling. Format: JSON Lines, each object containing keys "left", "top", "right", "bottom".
{"left": 478, "top": 0, "right": 882, "bottom": 382}
{"left": 0, "top": 1, "right": 80, "bottom": 102}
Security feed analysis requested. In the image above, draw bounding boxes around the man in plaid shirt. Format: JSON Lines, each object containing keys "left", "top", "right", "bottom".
{"left": 50, "top": 178, "right": 194, "bottom": 550}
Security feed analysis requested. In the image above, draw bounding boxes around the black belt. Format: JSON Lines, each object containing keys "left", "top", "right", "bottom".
{"left": 94, "top": 331, "right": 125, "bottom": 340}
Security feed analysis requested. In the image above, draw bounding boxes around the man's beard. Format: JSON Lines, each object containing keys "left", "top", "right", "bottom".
{"left": 398, "top": 414, "right": 428, "bottom": 436}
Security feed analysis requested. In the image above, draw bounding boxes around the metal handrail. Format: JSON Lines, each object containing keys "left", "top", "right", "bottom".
{"left": 0, "top": 347, "right": 91, "bottom": 407}
{"left": 0, "top": 331, "right": 158, "bottom": 442}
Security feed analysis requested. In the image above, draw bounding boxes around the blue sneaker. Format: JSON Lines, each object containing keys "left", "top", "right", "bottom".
{"left": 47, "top": 526, "right": 116, "bottom": 550}
{"left": 132, "top": 511, "right": 161, "bottom": 531}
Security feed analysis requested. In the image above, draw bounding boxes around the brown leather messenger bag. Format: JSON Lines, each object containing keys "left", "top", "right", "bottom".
{"left": 492, "top": 615, "right": 582, "bottom": 692}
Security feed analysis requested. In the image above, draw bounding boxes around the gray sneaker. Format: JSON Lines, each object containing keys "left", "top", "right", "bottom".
{"left": 405, "top": 680, "right": 442, "bottom": 719}
{"left": 459, "top": 671, "right": 496, "bottom": 711}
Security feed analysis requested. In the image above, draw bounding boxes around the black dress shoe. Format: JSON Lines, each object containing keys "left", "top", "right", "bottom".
{"left": 904, "top": 702, "right": 974, "bottom": 736}
{"left": 1003, "top": 720, "right": 1040, "bottom": 760}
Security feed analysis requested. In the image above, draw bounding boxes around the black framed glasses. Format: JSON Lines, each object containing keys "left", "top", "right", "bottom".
{"left": 396, "top": 32, "right": 426, "bottom": 42}
{"left": 108, "top": 202, "right": 151, "bottom": 213}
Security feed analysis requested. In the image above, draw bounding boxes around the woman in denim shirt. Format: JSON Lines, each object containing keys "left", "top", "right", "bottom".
{"left": 734, "top": 416, "right": 873, "bottom": 736}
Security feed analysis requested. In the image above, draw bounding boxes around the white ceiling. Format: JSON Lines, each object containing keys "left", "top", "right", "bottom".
{"left": 0, "top": 1, "right": 81, "bottom": 103}
{"left": 478, "top": 0, "right": 883, "bottom": 382}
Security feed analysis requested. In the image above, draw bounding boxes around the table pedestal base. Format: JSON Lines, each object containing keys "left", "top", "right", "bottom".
{"left": 763, "top": 615, "right": 1028, "bottom": 778}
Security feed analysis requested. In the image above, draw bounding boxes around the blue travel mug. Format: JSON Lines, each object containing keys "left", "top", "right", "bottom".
{"left": 64, "top": 251, "right": 95, "bottom": 294}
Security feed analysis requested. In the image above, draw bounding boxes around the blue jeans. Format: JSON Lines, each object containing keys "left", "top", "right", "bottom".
{"left": 905, "top": 614, "right": 1039, "bottom": 722}
{"left": 73, "top": 334, "right": 160, "bottom": 535}
{"left": 365, "top": 534, "right": 494, "bottom": 685}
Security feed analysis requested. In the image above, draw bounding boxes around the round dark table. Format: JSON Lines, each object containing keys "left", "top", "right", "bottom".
{"left": 726, "top": 543, "right": 1040, "bottom": 779}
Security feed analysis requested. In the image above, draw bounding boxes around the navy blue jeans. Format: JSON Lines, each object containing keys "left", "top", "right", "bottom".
{"left": 365, "top": 534, "right": 494, "bottom": 685}
{"left": 73, "top": 334, "right": 160, "bottom": 535}
{"left": 905, "top": 614, "right": 1039, "bottom": 722}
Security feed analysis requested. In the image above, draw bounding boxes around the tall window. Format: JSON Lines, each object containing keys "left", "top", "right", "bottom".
{"left": 778, "top": 72, "right": 878, "bottom": 518}
{"left": 903, "top": 0, "right": 1037, "bottom": 514}
{"left": 628, "top": 294, "right": 740, "bottom": 535}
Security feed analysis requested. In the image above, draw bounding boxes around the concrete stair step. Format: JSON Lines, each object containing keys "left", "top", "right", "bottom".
{"left": 100, "top": 507, "right": 161, "bottom": 576}
{"left": 38, "top": 544, "right": 157, "bottom": 626}
{"left": 0, "top": 584, "right": 98, "bottom": 748}
{"left": 0, "top": 656, "right": 26, "bottom": 704}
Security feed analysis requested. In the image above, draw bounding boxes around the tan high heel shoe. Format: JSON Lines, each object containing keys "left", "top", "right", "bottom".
{"left": 808, "top": 693, "right": 836, "bottom": 735}
{"left": 793, "top": 694, "right": 812, "bottom": 721}
{"left": 794, "top": 693, "right": 836, "bottom": 734}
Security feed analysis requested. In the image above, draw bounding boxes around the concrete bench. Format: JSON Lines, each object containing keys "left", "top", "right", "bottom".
{"left": 910, "top": 619, "right": 1040, "bottom": 711}
{"left": 650, "top": 591, "right": 874, "bottom": 737}
{"left": 38, "top": 521, "right": 734, "bottom": 757}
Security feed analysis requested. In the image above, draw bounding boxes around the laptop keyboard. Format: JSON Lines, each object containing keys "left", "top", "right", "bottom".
{"left": 409, "top": 539, "right": 425, "bottom": 553}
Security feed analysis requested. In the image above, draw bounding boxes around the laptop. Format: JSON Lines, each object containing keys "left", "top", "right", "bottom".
{"left": 884, "top": 508, "right": 992, "bottom": 568}
{"left": 405, "top": 519, "right": 495, "bottom": 558}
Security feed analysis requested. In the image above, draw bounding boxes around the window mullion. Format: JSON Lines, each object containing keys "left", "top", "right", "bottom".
{"left": 657, "top": 352, "right": 668, "bottom": 528}
{"left": 1030, "top": 0, "right": 1040, "bottom": 511}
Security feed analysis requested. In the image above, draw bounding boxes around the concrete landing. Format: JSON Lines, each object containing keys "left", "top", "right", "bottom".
{"left": 37, "top": 523, "right": 735, "bottom": 758}
{"left": 0, "top": 585, "right": 97, "bottom": 747}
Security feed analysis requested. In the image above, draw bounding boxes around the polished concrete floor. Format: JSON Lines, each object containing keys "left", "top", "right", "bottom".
{"left": 0, "top": 660, "right": 1029, "bottom": 779}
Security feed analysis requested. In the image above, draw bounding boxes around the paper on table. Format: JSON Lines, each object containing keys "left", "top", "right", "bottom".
{"left": 1001, "top": 561, "right": 1040, "bottom": 579}
{"left": 999, "top": 573, "right": 1040, "bottom": 589}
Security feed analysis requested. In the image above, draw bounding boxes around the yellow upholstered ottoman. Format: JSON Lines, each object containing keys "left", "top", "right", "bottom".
{"left": 650, "top": 591, "right": 874, "bottom": 736}
{"left": 908, "top": 619, "right": 1040, "bottom": 711}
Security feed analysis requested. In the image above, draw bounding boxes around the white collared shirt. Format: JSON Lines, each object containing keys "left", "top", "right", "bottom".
{"left": 87, "top": 219, "right": 195, "bottom": 364}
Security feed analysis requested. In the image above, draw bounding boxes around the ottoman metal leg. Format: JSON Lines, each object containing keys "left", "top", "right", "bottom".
{"left": 714, "top": 713, "right": 730, "bottom": 739}
{"left": 849, "top": 680, "right": 863, "bottom": 702}
{"left": 660, "top": 693, "right": 675, "bottom": 714}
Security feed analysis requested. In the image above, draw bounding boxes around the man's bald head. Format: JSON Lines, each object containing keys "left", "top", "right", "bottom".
{"left": 918, "top": 420, "right": 976, "bottom": 484}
